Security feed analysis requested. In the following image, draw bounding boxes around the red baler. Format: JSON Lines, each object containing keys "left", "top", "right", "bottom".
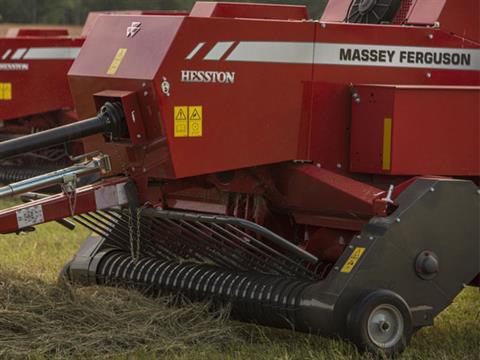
{"left": 0, "top": 0, "right": 478, "bottom": 355}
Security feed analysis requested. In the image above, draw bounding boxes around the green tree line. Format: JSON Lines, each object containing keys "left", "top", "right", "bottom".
{"left": 0, "top": 0, "right": 328, "bottom": 24}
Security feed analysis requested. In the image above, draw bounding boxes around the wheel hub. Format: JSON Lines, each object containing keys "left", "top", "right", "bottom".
{"left": 367, "top": 304, "right": 404, "bottom": 348}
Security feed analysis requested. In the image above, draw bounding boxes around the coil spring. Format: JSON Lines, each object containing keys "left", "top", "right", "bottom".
{"left": 97, "top": 251, "right": 313, "bottom": 328}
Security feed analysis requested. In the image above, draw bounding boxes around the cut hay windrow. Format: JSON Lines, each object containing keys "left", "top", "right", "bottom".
{"left": 0, "top": 269, "right": 239, "bottom": 358}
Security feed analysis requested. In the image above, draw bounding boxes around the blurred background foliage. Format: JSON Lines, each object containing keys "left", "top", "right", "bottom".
{"left": 0, "top": 0, "right": 328, "bottom": 24}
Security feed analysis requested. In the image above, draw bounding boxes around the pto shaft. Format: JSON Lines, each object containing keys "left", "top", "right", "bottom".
{"left": 0, "top": 102, "right": 125, "bottom": 161}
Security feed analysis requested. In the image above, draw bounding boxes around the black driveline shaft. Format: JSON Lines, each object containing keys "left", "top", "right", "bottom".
{"left": 0, "top": 102, "right": 124, "bottom": 161}
{"left": 0, "top": 116, "right": 106, "bottom": 161}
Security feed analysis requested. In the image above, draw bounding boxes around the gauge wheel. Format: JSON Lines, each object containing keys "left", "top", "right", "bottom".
{"left": 347, "top": 289, "right": 413, "bottom": 356}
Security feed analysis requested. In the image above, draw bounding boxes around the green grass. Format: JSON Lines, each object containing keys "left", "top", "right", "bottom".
{"left": 0, "top": 200, "right": 478, "bottom": 359}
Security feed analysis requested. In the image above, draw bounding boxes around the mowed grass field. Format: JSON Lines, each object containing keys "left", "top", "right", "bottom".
{"left": 0, "top": 198, "right": 479, "bottom": 359}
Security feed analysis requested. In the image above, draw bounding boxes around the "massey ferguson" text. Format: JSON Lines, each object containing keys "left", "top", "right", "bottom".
{"left": 339, "top": 48, "right": 471, "bottom": 67}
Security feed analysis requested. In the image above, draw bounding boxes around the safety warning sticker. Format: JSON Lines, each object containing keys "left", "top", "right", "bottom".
{"left": 0, "top": 82, "right": 12, "bottom": 100}
{"left": 341, "top": 247, "right": 365, "bottom": 273}
{"left": 107, "top": 48, "right": 127, "bottom": 75}
{"left": 188, "top": 106, "right": 202, "bottom": 137}
{"left": 16, "top": 205, "right": 45, "bottom": 228}
{"left": 174, "top": 105, "right": 203, "bottom": 137}
{"left": 174, "top": 106, "right": 188, "bottom": 137}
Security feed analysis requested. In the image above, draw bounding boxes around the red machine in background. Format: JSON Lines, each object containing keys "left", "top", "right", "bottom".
{"left": 0, "top": 27, "right": 83, "bottom": 181}
{"left": 0, "top": 0, "right": 478, "bottom": 356}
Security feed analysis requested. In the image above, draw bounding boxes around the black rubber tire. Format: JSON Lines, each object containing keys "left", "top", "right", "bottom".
{"left": 346, "top": 289, "right": 413, "bottom": 357}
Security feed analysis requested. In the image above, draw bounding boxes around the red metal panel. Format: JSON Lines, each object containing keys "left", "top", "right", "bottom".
{"left": 350, "top": 85, "right": 480, "bottom": 176}
{"left": 273, "top": 165, "right": 385, "bottom": 220}
{"left": 308, "top": 22, "right": 479, "bottom": 171}
{"left": 320, "top": 0, "right": 352, "bottom": 22}
{"left": 69, "top": 15, "right": 183, "bottom": 81}
{"left": 307, "top": 82, "right": 352, "bottom": 172}
{"left": 158, "top": 16, "right": 315, "bottom": 178}
{"left": 190, "top": 1, "right": 308, "bottom": 20}
{"left": 405, "top": 0, "right": 446, "bottom": 25}
{"left": 6, "top": 28, "right": 70, "bottom": 37}
{"left": 0, "top": 36, "right": 83, "bottom": 121}
{"left": 406, "top": 0, "right": 479, "bottom": 42}
{"left": 0, "top": 178, "right": 127, "bottom": 234}
{"left": 67, "top": 5, "right": 479, "bottom": 184}
{"left": 350, "top": 86, "right": 395, "bottom": 174}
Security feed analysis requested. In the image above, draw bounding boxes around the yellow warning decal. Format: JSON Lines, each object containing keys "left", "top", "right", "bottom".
{"left": 174, "top": 105, "right": 203, "bottom": 138}
{"left": 382, "top": 117, "right": 392, "bottom": 171}
{"left": 107, "top": 48, "right": 127, "bottom": 75}
{"left": 188, "top": 106, "right": 202, "bottom": 137}
{"left": 341, "top": 247, "right": 366, "bottom": 273}
{"left": 174, "top": 106, "right": 188, "bottom": 137}
{"left": 0, "top": 82, "right": 12, "bottom": 100}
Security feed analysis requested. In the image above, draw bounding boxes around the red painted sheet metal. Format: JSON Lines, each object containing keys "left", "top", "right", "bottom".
{"left": 190, "top": 1, "right": 308, "bottom": 20}
{"left": 67, "top": 3, "right": 479, "bottom": 184}
{"left": 273, "top": 165, "right": 386, "bottom": 219}
{"left": 6, "top": 28, "right": 70, "bottom": 37}
{"left": 406, "top": 0, "right": 479, "bottom": 43}
{"left": 0, "top": 36, "right": 83, "bottom": 121}
{"left": 0, "top": 178, "right": 128, "bottom": 234}
{"left": 320, "top": 0, "right": 352, "bottom": 22}
{"left": 69, "top": 15, "right": 184, "bottom": 81}
{"left": 350, "top": 85, "right": 480, "bottom": 176}
{"left": 159, "top": 16, "right": 315, "bottom": 178}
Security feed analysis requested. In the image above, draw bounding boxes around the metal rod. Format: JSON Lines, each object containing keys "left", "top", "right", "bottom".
{"left": 0, "top": 155, "right": 110, "bottom": 199}
{"left": 141, "top": 208, "right": 318, "bottom": 264}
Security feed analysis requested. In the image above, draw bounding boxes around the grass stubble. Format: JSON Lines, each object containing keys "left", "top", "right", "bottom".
{"left": 0, "top": 200, "right": 478, "bottom": 359}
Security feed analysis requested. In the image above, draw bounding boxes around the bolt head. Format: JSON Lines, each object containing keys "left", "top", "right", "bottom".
{"left": 426, "top": 72, "right": 432, "bottom": 78}
{"left": 395, "top": 218, "right": 401, "bottom": 223}
{"left": 429, "top": 187, "right": 435, "bottom": 192}
{"left": 144, "top": 90, "right": 149, "bottom": 96}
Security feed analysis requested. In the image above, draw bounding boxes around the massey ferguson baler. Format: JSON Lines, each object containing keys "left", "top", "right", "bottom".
{"left": 0, "top": 0, "right": 478, "bottom": 355}
{"left": 0, "top": 27, "right": 83, "bottom": 181}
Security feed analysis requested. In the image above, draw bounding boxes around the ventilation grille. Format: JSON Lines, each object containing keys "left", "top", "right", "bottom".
{"left": 393, "top": 0, "right": 413, "bottom": 24}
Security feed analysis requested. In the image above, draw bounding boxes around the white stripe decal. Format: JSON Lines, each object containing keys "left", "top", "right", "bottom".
{"left": 227, "top": 42, "right": 313, "bottom": 64}
{"left": 23, "top": 47, "right": 81, "bottom": 60}
{"left": 313, "top": 43, "right": 479, "bottom": 70}
{"left": 11, "top": 48, "right": 27, "bottom": 60}
{"left": 186, "top": 42, "right": 205, "bottom": 60}
{"left": 204, "top": 41, "right": 235, "bottom": 61}
{"left": 2, "top": 49, "right": 12, "bottom": 60}
{"left": 224, "top": 42, "right": 480, "bottom": 71}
